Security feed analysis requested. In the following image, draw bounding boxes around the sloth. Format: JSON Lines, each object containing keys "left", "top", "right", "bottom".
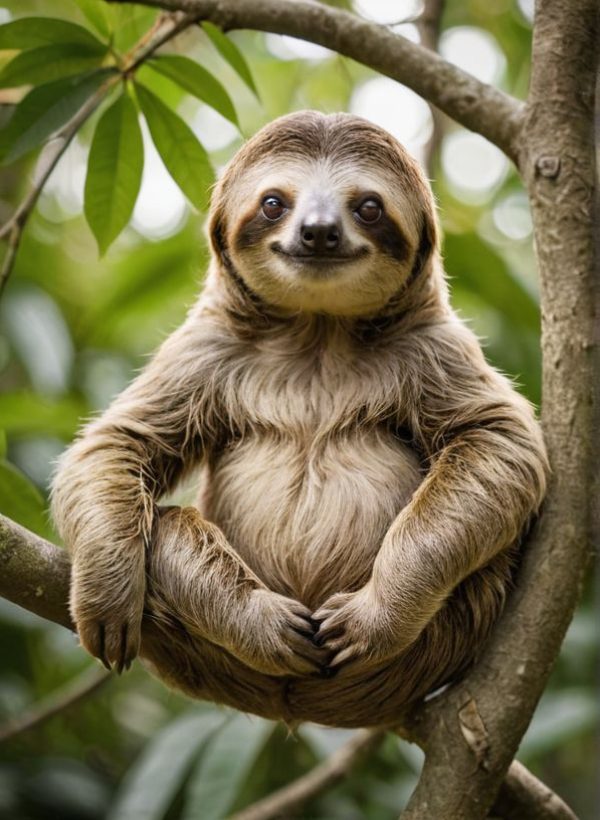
{"left": 51, "top": 111, "right": 548, "bottom": 728}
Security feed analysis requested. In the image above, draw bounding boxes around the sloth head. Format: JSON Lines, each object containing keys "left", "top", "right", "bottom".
{"left": 209, "top": 111, "right": 439, "bottom": 316}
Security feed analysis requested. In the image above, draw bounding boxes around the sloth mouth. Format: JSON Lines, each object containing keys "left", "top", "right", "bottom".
{"left": 271, "top": 243, "right": 368, "bottom": 265}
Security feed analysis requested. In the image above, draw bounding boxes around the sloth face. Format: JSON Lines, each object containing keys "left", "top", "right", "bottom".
{"left": 210, "top": 112, "right": 437, "bottom": 316}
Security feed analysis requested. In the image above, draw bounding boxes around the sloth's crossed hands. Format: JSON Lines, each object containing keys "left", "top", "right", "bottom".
{"left": 312, "top": 583, "right": 426, "bottom": 673}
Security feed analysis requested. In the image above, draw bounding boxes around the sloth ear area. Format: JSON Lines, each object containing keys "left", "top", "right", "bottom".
{"left": 409, "top": 207, "right": 438, "bottom": 282}
{"left": 208, "top": 193, "right": 229, "bottom": 264}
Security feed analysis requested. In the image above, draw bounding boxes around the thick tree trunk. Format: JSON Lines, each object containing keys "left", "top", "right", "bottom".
{"left": 402, "top": 0, "right": 599, "bottom": 816}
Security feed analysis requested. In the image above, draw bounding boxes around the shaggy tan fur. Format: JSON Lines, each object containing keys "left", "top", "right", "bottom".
{"left": 51, "top": 112, "right": 548, "bottom": 727}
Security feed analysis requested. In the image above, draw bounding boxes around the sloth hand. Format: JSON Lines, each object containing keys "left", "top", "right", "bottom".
{"left": 230, "top": 589, "right": 327, "bottom": 677}
{"left": 312, "top": 585, "right": 422, "bottom": 673}
{"left": 70, "top": 550, "right": 146, "bottom": 674}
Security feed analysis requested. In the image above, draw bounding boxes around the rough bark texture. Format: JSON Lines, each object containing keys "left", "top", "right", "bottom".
{"left": 1, "top": 0, "right": 596, "bottom": 817}
{"left": 0, "top": 515, "right": 71, "bottom": 630}
{"left": 401, "top": 0, "right": 599, "bottom": 816}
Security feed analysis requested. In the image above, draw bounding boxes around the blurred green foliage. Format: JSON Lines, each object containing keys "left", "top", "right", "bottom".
{"left": 0, "top": 1, "right": 597, "bottom": 818}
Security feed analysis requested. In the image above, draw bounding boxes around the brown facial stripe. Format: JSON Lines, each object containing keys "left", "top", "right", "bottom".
{"left": 234, "top": 209, "right": 282, "bottom": 252}
{"left": 354, "top": 211, "right": 411, "bottom": 264}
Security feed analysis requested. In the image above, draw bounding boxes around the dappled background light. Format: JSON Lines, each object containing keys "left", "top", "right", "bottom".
{"left": 350, "top": 78, "right": 433, "bottom": 164}
{"left": 353, "top": 0, "right": 423, "bottom": 25}
{"left": 440, "top": 26, "right": 506, "bottom": 85}
{"left": 441, "top": 131, "right": 508, "bottom": 201}
{"left": 264, "top": 34, "right": 333, "bottom": 62}
{"left": 132, "top": 121, "right": 188, "bottom": 240}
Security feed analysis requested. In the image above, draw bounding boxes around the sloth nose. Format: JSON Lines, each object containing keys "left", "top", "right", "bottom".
{"left": 300, "top": 221, "right": 340, "bottom": 253}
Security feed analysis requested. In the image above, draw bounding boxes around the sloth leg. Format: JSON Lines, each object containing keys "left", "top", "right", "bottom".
{"left": 143, "top": 506, "right": 326, "bottom": 678}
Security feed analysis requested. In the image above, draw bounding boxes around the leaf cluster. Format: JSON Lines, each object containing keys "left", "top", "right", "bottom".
{"left": 0, "top": 12, "right": 258, "bottom": 254}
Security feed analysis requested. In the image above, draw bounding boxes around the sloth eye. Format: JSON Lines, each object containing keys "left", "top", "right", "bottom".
{"left": 262, "top": 195, "right": 286, "bottom": 221}
{"left": 356, "top": 198, "right": 383, "bottom": 224}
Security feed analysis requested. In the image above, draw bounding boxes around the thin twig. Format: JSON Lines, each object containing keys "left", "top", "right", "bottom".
{"left": 417, "top": 0, "right": 446, "bottom": 176}
{"left": 0, "top": 665, "right": 111, "bottom": 743}
{"left": 230, "top": 728, "right": 385, "bottom": 820}
{"left": 490, "top": 760, "right": 578, "bottom": 820}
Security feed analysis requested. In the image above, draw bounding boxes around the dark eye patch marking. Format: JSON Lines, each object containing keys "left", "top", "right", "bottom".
{"left": 367, "top": 214, "right": 410, "bottom": 263}
{"left": 234, "top": 189, "right": 292, "bottom": 252}
{"left": 235, "top": 211, "right": 278, "bottom": 252}
{"left": 349, "top": 191, "right": 410, "bottom": 263}
{"left": 351, "top": 202, "right": 410, "bottom": 265}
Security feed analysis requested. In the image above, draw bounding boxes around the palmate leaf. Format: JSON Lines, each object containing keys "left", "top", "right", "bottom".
{"left": 108, "top": 710, "right": 227, "bottom": 820}
{"left": 148, "top": 55, "right": 239, "bottom": 127}
{"left": 0, "top": 69, "right": 115, "bottom": 165}
{"left": 182, "top": 714, "right": 275, "bottom": 820}
{"left": 0, "top": 16, "right": 107, "bottom": 51}
{"left": 135, "top": 83, "right": 214, "bottom": 211}
{"left": 0, "top": 44, "right": 108, "bottom": 89}
{"left": 84, "top": 91, "right": 144, "bottom": 255}
{"left": 202, "top": 21, "right": 259, "bottom": 98}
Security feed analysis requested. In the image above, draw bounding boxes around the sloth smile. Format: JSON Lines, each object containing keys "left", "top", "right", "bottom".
{"left": 270, "top": 242, "right": 367, "bottom": 266}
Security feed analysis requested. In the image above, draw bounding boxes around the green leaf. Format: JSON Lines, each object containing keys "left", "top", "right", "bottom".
{"left": 520, "top": 689, "right": 599, "bottom": 760}
{"left": 84, "top": 91, "right": 144, "bottom": 255}
{"left": 113, "top": 5, "right": 158, "bottom": 52}
{"left": 148, "top": 55, "right": 239, "bottom": 127}
{"left": 444, "top": 232, "right": 539, "bottom": 331}
{"left": 202, "top": 22, "right": 259, "bottom": 98}
{"left": 0, "top": 459, "right": 48, "bottom": 537}
{"left": 0, "top": 431, "right": 6, "bottom": 459}
{"left": 0, "top": 44, "right": 107, "bottom": 89}
{"left": 183, "top": 714, "right": 274, "bottom": 820}
{"left": 135, "top": 83, "right": 214, "bottom": 211}
{"left": 0, "top": 392, "right": 86, "bottom": 440}
{"left": 74, "top": 0, "right": 114, "bottom": 40}
{"left": 0, "top": 17, "right": 107, "bottom": 51}
{"left": 0, "top": 69, "right": 115, "bottom": 165}
{"left": 109, "top": 710, "right": 227, "bottom": 820}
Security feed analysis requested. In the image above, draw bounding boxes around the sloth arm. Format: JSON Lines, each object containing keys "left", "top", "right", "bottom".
{"left": 315, "top": 319, "right": 548, "bottom": 666}
{"left": 52, "top": 315, "right": 323, "bottom": 677}
{"left": 51, "top": 315, "right": 223, "bottom": 670}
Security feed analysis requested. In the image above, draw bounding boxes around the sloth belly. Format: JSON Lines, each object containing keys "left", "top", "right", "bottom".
{"left": 204, "top": 430, "right": 423, "bottom": 608}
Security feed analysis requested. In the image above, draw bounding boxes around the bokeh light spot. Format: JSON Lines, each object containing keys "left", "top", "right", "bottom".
{"left": 493, "top": 192, "right": 533, "bottom": 240}
{"left": 442, "top": 131, "right": 508, "bottom": 200}
{"left": 440, "top": 26, "right": 506, "bottom": 85}
{"left": 132, "top": 121, "right": 188, "bottom": 239}
{"left": 350, "top": 77, "right": 433, "bottom": 162}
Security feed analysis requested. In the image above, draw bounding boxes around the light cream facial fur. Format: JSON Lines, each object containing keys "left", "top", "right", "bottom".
{"left": 223, "top": 157, "right": 422, "bottom": 315}
{"left": 51, "top": 111, "right": 548, "bottom": 728}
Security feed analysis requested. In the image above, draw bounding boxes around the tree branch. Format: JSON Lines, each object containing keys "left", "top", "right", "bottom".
{"left": 491, "top": 761, "right": 577, "bottom": 820}
{"left": 230, "top": 728, "right": 385, "bottom": 820}
{"left": 416, "top": 0, "right": 446, "bottom": 176}
{"left": 0, "top": 514, "right": 72, "bottom": 630}
{"left": 104, "top": 0, "right": 524, "bottom": 162}
{"left": 0, "top": 665, "right": 110, "bottom": 743}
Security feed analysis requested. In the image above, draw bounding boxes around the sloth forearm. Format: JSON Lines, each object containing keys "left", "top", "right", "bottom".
{"left": 371, "top": 424, "right": 547, "bottom": 614}
{"left": 51, "top": 426, "right": 160, "bottom": 555}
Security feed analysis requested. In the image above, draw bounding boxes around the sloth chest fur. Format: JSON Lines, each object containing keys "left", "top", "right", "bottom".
{"left": 202, "top": 337, "right": 422, "bottom": 607}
